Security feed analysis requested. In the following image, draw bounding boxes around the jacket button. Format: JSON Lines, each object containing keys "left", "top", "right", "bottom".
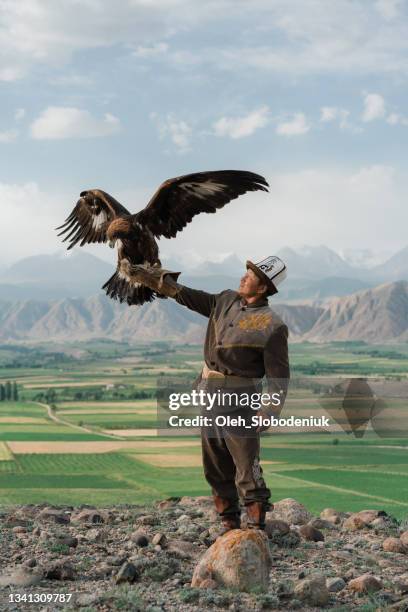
{"left": 229, "top": 323, "right": 233, "bottom": 327}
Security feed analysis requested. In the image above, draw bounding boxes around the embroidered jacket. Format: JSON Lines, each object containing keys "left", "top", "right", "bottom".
{"left": 175, "top": 287, "right": 290, "bottom": 414}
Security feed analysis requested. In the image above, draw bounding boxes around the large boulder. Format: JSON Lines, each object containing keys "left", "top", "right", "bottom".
{"left": 267, "top": 499, "right": 312, "bottom": 525}
{"left": 192, "top": 529, "right": 271, "bottom": 592}
{"left": 348, "top": 573, "right": 382, "bottom": 593}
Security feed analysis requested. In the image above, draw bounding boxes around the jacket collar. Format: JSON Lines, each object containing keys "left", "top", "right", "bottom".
{"left": 240, "top": 296, "right": 268, "bottom": 309}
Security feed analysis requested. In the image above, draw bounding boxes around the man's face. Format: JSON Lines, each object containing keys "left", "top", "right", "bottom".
{"left": 238, "top": 268, "right": 267, "bottom": 299}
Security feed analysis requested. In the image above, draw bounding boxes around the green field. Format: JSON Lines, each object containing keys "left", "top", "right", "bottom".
{"left": 0, "top": 340, "right": 408, "bottom": 518}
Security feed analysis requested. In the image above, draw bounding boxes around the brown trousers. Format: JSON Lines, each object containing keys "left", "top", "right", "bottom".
{"left": 200, "top": 414, "right": 271, "bottom": 515}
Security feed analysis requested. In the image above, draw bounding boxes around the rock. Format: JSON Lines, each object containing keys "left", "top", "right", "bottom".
{"left": 12, "top": 526, "right": 27, "bottom": 534}
{"left": 327, "top": 577, "right": 346, "bottom": 592}
{"left": 299, "top": 524, "right": 324, "bottom": 542}
{"left": 400, "top": 531, "right": 408, "bottom": 547}
{"left": 268, "top": 498, "right": 312, "bottom": 525}
{"left": 348, "top": 573, "right": 382, "bottom": 593}
{"left": 192, "top": 529, "right": 271, "bottom": 592}
{"left": 157, "top": 497, "right": 181, "bottom": 510}
{"left": 131, "top": 531, "right": 149, "bottom": 547}
{"left": 168, "top": 539, "right": 199, "bottom": 559}
{"left": 383, "top": 537, "right": 407, "bottom": 554}
{"left": 264, "top": 519, "right": 290, "bottom": 538}
{"left": 136, "top": 514, "right": 157, "bottom": 526}
{"left": 320, "top": 508, "right": 347, "bottom": 524}
{"left": 355, "top": 509, "right": 386, "bottom": 525}
{"left": 72, "top": 509, "right": 104, "bottom": 524}
{"left": 115, "top": 562, "right": 139, "bottom": 584}
{"left": 0, "top": 568, "right": 43, "bottom": 587}
{"left": 152, "top": 533, "right": 167, "bottom": 547}
{"left": 106, "top": 555, "right": 127, "bottom": 566}
{"left": 22, "top": 558, "right": 37, "bottom": 568}
{"left": 200, "top": 578, "right": 218, "bottom": 589}
{"left": 294, "top": 573, "right": 330, "bottom": 606}
{"left": 309, "top": 517, "right": 337, "bottom": 530}
{"left": 37, "top": 508, "right": 70, "bottom": 524}
{"left": 343, "top": 514, "right": 366, "bottom": 531}
{"left": 56, "top": 535, "right": 78, "bottom": 548}
{"left": 86, "top": 528, "right": 106, "bottom": 543}
{"left": 44, "top": 561, "right": 75, "bottom": 581}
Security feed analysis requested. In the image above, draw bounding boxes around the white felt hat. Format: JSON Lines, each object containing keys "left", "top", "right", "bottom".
{"left": 246, "top": 256, "right": 287, "bottom": 294}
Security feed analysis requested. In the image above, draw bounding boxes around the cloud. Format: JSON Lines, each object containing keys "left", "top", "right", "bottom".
{"left": 14, "top": 108, "right": 25, "bottom": 121}
{"left": 374, "top": 0, "right": 402, "bottom": 20}
{"left": 213, "top": 106, "right": 269, "bottom": 139}
{"left": 320, "top": 106, "right": 350, "bottom": 128}
{"left": 0, "top": 130, "right": 18, "bottom": 143}
{"left": 386, "top": 112, "right": 408, "bottom": 126}
{"left": 133, "top": 42, "right": 169, "bottom": 58}
{"left": 150, "top": 112, "right": 192, "bottom": 152}
{"left": 362, "top": 93, "right": 386, "bottom": 122}
{"left": 276, "top": 113, "right": 310, "bottom": 136}
{"left": 30, "top": 107, "right": 121, "bottom": 140}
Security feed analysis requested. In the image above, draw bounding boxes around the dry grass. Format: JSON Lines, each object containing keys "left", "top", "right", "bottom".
{"left": 24, "top": 381, "right": 114, "bottom": 389}
{"left": 58, "top": 409, "right": 154, "bottom": 416}
{"left": 133, "top": 453, "right": 203, "bottom": 467}
{"left": 59, "top": 401, "right": 156, "bottom": 409}
{"left": 0, "top": 442, "right": 12, "bottom": 460}
{"left": 103, "top": 428, "right": 158, "bottom": 437}
{"left": 0, "top": 417, "right": 48, "bottom": 424}
{"left": 8, "top": 440, "right": 200, "bottom": 454}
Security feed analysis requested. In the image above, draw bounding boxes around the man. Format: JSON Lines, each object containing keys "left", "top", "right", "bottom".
{"left": 129, "top": 255, "right": 290, "bottom": 532}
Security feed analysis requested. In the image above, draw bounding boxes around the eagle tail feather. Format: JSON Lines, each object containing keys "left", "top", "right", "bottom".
{"left": 102, "top": 271, "right": 156, "bottom": 306}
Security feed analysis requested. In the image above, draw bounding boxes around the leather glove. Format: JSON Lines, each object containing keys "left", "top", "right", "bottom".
{"left": 120, "top": 261, "right": 181, "bottom": 297}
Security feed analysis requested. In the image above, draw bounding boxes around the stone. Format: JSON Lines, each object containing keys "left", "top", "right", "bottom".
{"left": 355, "top": 509, "right": 386, "bottom": 525}
{"left": 327, "top": 577, "right": 346, "bottom": 592}
{"left": 167, "top": 539, "right": 199, "bottom": 559}
{"left": 115, "top": 562, "right": 139, "bottom": 584}
{"left": 299, "top": 524, "right": 324, "bottom": 542}
{"left": 348, "top": 573, "right": 382, "bottom": 593}
{"left": 383, "top": 537, "right": 407, "bottom": 554}
{"left": 0, "top": 568, "right": 43, "bottom": 587}
{"left": 267, "top": 498, "right": 312, "bottom": 525}
{"left": 22, "top": 558, "right": 37, "bottom": 568}
{"left": 264, "top": 519, "right": 290, "bottom": 538}
{"left": 44, "top": 561, "right": 75, "bottom": 581}
{"left": 343, "top": 514, "right": 366, "bottom": 531}
{"left": 157, "top": 497, "right": 181, "bottom": 510}
{"left": 12, "top": 526, "right": 27, "bottom": 534}
{"left": 86, "top": 528, "right": 106, "bottom": 543}
{"left": 294, "top": 573, "right": 330, "bottom": 606}
{"left": 200, "top": 578, "right": 218, "bottom": 589}
{"left": 320, "top": 508, "right": 347, "bottom": 524}
{"left": 136, "top": 514, "right": 157, "bottom": 526}
{"left": 56, "top": 535, "right": 78, "bottom": 548}
{"left": 131, "top": 531, "right": 149, "bottom": 547}
{"left": 72, "top": 509, "right": 104, "bottom": 524}
{"left": 37, "top": 508, "right": 70, "bottom": 524}
{"left": 152, "top": 533, "right": 167, "bottom": 547}
{"left": 309, "top": 517, "right": 337, "bottom": 530}
{"left": 400, "top": 531, "right": 408, "bottom": 548}
{"left": 191, "top": 529, "right": 271, "bottom": 592}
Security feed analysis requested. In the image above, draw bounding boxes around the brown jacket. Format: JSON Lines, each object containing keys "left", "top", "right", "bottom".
{"left": 175, "top": 287, "right": 290, "bottom": 413}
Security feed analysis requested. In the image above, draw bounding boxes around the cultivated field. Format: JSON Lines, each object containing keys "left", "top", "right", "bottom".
{"left": 0, "top": 340, "right": 407, "bottom": 517}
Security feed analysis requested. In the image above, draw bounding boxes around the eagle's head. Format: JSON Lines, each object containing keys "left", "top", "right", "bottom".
{"left": 107, "top": 217, "right": 133, "bottom": 247}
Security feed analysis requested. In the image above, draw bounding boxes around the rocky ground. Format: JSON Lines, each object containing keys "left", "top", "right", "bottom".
{"left": 1, "top": 497, "right": 408, "bottom": 611}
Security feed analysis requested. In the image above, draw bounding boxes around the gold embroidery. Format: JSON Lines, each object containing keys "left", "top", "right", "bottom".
{"left": 238, "top": 314, "right": 272, "bottom": 331}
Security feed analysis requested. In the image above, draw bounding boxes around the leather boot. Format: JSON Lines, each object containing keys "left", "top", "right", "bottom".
{"left": 213, "top": 495, "right": 241, "bottom": 533}
{"left": 245, "top": 501, "right": 268, "bottom": 530}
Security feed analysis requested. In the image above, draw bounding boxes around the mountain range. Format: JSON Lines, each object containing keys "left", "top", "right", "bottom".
{"left": 0, "top": 280, "right": 407, "bottom": 344}
{"left": 1, "top": 244, "right": 408, "bottom": 302}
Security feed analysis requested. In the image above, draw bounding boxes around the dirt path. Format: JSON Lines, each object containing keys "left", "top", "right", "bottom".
{"left": 33, "top": 402, "right": 124, "bottom": 441}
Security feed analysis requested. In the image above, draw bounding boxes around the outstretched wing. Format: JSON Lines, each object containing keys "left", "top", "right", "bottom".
{"left": 56, "top": 189, "right": 131, "bottom": 250}
{"left": 134, "top": 170, "right": 269, "bottom": 239}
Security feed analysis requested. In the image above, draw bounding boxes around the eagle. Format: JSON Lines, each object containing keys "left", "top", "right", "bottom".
{"left": 56, "top": 170, "right": 269, "bottom": 306}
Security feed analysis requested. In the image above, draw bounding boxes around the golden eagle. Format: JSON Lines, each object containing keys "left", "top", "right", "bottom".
{"left": 57, "top": 170, "right": 268, "bottom": 305}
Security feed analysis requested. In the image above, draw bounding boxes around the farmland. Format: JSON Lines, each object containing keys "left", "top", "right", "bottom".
{"left": 0, "top": 339, "right": 407, "bottom": 518}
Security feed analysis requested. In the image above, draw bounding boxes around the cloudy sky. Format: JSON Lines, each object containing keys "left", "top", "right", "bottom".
{"left": 1, "top": 0, "right": 408, "bottom": 267}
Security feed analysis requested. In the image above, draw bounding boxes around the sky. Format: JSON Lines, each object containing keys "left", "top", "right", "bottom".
{"left": 1, "top": 0, "right": 408, "bottom": 267}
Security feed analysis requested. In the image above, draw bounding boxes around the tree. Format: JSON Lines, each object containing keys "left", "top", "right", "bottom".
{"left": 45, "top": 388, "right": 57, "bottom": 404}
{"left": 12, "top": 381, "right": 18, "bottom": 401}
{"left": 0, "top": 384, "right": 5, "bottom": 401}
{"left": 5, "top": 381, "right": 11, "bottom": 401}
